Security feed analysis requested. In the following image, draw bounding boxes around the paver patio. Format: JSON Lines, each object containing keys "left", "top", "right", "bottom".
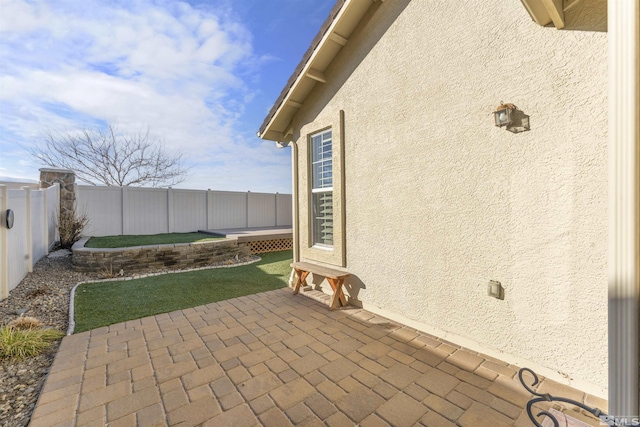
{"left": 30, "top": 288, "right": 606, "bottom": 426}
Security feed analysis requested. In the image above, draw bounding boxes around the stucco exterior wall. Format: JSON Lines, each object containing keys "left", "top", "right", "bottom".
{"left": 292, "top": 1, "right": 608, "bottom": 395}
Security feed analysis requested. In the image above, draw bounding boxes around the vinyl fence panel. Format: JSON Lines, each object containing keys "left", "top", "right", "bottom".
{"left": 0, "top": 189, "right": 4, "bottom": 297}
{"left": 172, "top": 189, "right": 207, "bottom": 232}
{"left": 276, "top": 193, "right": 292, "bottom": 226}
{"left": 7, "top": 189, "right": 28, "bottom": 292}
{"left": 0, "top": 184, "right": 58, "bottom": 300}
{"left": 125, "top": 187, "right": 169, "bottom": 235}
{"left": 207, "top": 191, "right": 248, "bottom": 229}
{"left": 75, "top": 185, "right": 292, "bottom": 237}
{"left": 31, "top": 190, "right": 46, "bottom": 263}
{"left": 76, "top": 186, "right": 122, "bottom": 237}
{"left": 46, "top": 185, "right": 59, "bottom": 244}
{"left": 248, "top": 192, "right": 276, "bottom": 228}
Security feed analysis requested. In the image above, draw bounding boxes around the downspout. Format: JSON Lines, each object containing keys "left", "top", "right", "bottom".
{"left": 289, "top": 141, "right": 300, "bottom": 262}
{"left": 291, "top": 141, "right": 300, "bottom": 264}
{"left": 278, "top": 140, "right": 300, "bottom": 289}
{"left": 276, "top": 140, "right": 300, "bottom": 264}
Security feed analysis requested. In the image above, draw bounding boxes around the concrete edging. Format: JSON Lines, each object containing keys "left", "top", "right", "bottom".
{"left": 66, "top": 255, "right": 261, "bottom": 335}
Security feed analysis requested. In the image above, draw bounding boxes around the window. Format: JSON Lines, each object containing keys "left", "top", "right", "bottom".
{"left": 311, "top": 130, "right": 333, "bottom": 247}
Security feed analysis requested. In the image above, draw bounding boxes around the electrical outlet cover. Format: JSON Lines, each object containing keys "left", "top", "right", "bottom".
{"left": 488, "top": 280, "right": 504, "bottom": 300}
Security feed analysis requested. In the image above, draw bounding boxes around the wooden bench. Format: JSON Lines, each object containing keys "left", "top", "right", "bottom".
{"left": 291, "top": 262, "right": 350, "bottom": 310}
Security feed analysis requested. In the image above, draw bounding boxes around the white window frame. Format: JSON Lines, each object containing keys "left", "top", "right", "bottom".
{"left": 310, "top": 129, "right": 333, "bottom": 248}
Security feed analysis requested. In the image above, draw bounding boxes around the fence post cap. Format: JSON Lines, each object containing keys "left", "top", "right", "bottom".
{"left": 38, "top": 167, "right": 75, "bottom": 173}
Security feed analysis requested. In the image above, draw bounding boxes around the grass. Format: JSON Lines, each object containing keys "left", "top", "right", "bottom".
{"left": 0, "top": 327, "right": 64, "bottom": 360}
{"left": 73, "top": 250, "right": 293, "bottom": 333}
{"left": 85, "top": 232, "right": 223, "bottom": 248}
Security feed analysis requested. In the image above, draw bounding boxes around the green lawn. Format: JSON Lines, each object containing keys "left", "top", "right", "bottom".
{"left": 85, "top": 232, "right": 223, "bottom": 248}
{"left": 73, "top": 251, "right": 292, "bottom": 333}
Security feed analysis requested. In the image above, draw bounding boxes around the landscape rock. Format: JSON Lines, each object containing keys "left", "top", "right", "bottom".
{"left": 0, "top": 252, "right": 92, "bottom": 427}
{"left": 0, "top": 247, "right": 258, "bottom": 427}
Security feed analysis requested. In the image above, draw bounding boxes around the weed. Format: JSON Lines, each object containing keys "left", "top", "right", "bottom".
{"left": 27, "top": 285, "right": 50, "bottom": 298}
{"left": 99, "top": 264, "right": 123, "bottom": 279}
{"left": 8, "top": 316, "right": 43, "bottom": 330}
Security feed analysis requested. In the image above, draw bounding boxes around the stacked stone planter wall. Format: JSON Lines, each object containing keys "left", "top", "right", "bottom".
{"left": 72, "top": 237, "right": 251, "bottom": 274}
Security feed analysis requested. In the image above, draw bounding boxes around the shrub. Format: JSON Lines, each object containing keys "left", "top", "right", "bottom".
{"left": 0, "top": 326, "right": 64, "bottom": 360}
{"left": 57, "top": 210, "right": 89, "bottom": 249}
{"left": 8, "top": 316, "right": 43, "bottom": 330}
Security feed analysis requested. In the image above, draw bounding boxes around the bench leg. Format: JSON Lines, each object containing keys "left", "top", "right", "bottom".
{"left": 292, "top": 269, "right": 310, "bottom": 295}
{"left": 327, "top": 278, "right": 347, "bottom": 310}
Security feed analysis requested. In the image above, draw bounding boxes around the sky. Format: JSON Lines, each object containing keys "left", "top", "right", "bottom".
{"left": 0, "top": 0, "right": 336, "bottom": 193}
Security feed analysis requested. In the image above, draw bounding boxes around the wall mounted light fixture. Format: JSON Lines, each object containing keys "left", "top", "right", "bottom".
{"left": 494, "top": 102, "right": 530, "bottom": 133}
{"left": 494, "top": 103, "right": 516, "bottom": 127}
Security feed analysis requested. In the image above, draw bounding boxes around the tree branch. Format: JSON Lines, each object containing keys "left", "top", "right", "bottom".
{"left": 24, "top": 122, "right": 189, "bottom": 187}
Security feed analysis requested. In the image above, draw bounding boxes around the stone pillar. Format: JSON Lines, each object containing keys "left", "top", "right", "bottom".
{"left": 39, "top": 168, "right": 76, "bottom": 218}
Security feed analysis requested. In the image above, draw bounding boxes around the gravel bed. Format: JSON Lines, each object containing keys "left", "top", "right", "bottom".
{"left": 0, "top": 251, "right": 92, "bottom": 427}
{"left": 0, "top": 249, "right": 259, "bottom": 427}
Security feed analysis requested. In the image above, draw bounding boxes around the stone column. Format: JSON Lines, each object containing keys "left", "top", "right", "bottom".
{"left": 39, "top": 168, "right": 76, "bottom": 218}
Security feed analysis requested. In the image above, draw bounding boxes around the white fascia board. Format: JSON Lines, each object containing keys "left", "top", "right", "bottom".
{"left": 260, "top": 0, "right": 373, "bottom": 140}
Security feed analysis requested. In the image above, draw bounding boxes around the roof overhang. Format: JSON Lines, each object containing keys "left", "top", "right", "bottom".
{"left": 258, "top": 0, "right": 381, "bottom": 142}
{"left": 259, "top": 0, "right": 566, "bottom": 143}
{"left": 520, "top": 0, "right": 566, "bottom": 29}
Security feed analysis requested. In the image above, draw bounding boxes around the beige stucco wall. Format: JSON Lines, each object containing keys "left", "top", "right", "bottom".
{"left": 291, "top": 0, "right": 608, "bottom": 396}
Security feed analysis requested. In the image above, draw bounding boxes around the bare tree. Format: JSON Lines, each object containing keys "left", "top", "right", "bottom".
{"left": 26, "top": 123, "right": 188, "bottom": 187}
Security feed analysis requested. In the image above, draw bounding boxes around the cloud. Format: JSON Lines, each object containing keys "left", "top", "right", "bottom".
{"left": 0, "top": 0, "right": 291, "bottom": 192}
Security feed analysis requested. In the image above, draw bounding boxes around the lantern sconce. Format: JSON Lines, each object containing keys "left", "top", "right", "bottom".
{"left": 494, "top": 102, "right": 530, "bottom": 133}
{"left": 494, "top": 103, "right": 515, "bottom": 127}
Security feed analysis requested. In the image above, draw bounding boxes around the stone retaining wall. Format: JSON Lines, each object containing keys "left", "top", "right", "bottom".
{"left": 72, "top": 237, "right": 251, "bottom": 274}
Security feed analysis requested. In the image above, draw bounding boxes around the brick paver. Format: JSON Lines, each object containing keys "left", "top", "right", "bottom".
{"left": 30, "top": 288, "right": 606, "bottom": 426}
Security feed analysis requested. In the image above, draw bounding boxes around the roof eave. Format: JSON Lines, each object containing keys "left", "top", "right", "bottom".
{"left": 258, "top": 0, "right": 380, "bottom": 142}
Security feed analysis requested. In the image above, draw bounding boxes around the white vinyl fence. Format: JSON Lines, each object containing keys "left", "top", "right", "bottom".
{"left": 76, "top": 186, "right": 292, "bottom": 237}
{"left": 0, "top": 184, "right": 59, "bottom": 300}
